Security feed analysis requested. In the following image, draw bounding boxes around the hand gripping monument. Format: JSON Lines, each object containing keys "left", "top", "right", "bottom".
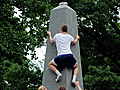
{"left": 42, "top": 2, "right": 83, "bottom": 90}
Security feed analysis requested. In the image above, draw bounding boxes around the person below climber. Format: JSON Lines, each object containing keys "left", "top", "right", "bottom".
{"left": 38, "top": 85, "right": 47, "bottom": 90}
{"left": 47, "top": 25, "right": 80, "bottom": 84}
{"left": 38, "top": 81, "right": 82, "bottom": 90}
{"left": 59, "top": 84, "right": 82, "bottom": 90}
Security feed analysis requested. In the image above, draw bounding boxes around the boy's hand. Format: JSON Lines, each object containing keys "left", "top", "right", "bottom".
{"left": 47, "top": 31, "right": 51, "bottom": 36}
{"left": 72, "top": 35, "right": 80, "bottom": 44}
{"left": 76, "top": 34, "right": 80, "bottom": 40}
{"left": 75, "top": 81, "right": 82, "bottom": 90}
{"left": 47, "top": 31, "right": 54, "bottom": 44}
{"left": 75, "top": 81, "right": 79, "bottom": 86}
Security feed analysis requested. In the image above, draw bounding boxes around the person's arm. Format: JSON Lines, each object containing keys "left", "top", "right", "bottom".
{"left": 75, "top": 81, "right": 82, "bottom": 90}
{"left": 72, "top": 34, "right": 80, "bottom": 44}
{"left": 47, "top": 31, "right": 54, "bottom": 44}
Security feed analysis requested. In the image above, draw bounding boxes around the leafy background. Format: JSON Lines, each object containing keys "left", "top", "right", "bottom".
{"left": 0, "top": 0, "right": 120, "bottom": 90}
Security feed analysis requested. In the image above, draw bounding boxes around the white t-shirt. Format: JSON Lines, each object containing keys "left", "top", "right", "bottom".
{"left": 53, "top": 33, "right": 74, "bottom": 56}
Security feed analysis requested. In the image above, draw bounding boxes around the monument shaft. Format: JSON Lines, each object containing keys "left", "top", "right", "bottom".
{"left": 42, "top": 2, "right": 83, "bottom": 90}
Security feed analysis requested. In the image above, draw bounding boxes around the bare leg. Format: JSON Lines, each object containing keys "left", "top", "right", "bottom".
{"left": 72, "top": 63, "right": 79, "bottom": 83}
{"left": 48, "top": 60, "right": 57, "bottom": 72}
{"left": 73, "top": 63, "right": 79, "bottom": 76}
{"left": 48, "top": 60, "right": 62, "bottom": 82}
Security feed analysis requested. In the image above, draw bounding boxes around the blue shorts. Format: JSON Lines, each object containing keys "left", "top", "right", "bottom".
{"left": 53, "top": 54, "right": 77, "bottom": 68}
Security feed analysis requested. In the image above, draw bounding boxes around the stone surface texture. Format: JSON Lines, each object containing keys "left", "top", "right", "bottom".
{"left": 42, "top": 2, "right": 84, "bottom": 90}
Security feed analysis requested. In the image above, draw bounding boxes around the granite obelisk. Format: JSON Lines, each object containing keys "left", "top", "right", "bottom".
{"left": 42, "top": 2, "right": 83, "bottom": 90}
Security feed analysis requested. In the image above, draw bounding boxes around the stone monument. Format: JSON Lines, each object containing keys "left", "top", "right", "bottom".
{"left": 42, "top": 2, "right": 83, "bottom": 90}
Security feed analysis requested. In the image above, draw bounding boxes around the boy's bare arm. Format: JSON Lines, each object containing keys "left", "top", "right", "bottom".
{"left": 75, "top": 81, "right": 82, "bottom": 90}
{"left": 47, "top": 31, "right": 54, "bottom": 44}
{"left": 72, "top": 34, "right": 80, "bottom": 44}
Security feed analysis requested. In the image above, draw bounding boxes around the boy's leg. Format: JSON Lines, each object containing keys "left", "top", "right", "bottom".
{"left": 72, "top": 63, "right": 79, "bottom": 84}
{"left": 48, "top": 60, "right": 62, "bottom": 82}
{"left": 48, "top": 60, "right": 57, "bottom": 72}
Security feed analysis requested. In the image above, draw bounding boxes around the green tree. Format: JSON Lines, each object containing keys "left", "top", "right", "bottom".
{"left": 84, "top": 65, "right": 120, "bottom": 90}
{"left": 74, "top": 0, "right": 120, "bottom": 89}
{"left": 0, "top": 0, "right": 53, "bottom": 89}
{"left": 1, "top": 0, "right": 120, "bottom": 89}
{"left": 74, "top": 0, "right": 120, "bottom": 74}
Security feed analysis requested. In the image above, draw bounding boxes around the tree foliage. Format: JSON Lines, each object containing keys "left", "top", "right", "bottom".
{"left": 84, "top": 65, "right": 120, "bottom": 90}
{"left": 0, "top": 0, "right": 120, "bottom": 90}
{"left": 75, "top": 0, "right": 120, "bottom": 89}
{"left": 0, "top": 0, "right": 53, "bottom": 89}
{"left": 75, "top": 0, "right": 120, "bottom": 73}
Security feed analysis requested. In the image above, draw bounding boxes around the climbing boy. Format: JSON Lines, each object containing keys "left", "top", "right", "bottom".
{"left": 47, "top": 25, "right": 80, "bottom": 84}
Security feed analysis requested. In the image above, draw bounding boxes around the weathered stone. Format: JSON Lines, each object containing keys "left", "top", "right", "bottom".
{"left": 42, "top": 2, "right": 84, "bottom": 90}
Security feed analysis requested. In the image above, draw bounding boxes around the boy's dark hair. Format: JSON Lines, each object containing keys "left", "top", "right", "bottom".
{"left": 61, "top": 25, "right": 68, "bottom": 32}
{"left": 59, "top": 85, "right": 66, "bottom": 90}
